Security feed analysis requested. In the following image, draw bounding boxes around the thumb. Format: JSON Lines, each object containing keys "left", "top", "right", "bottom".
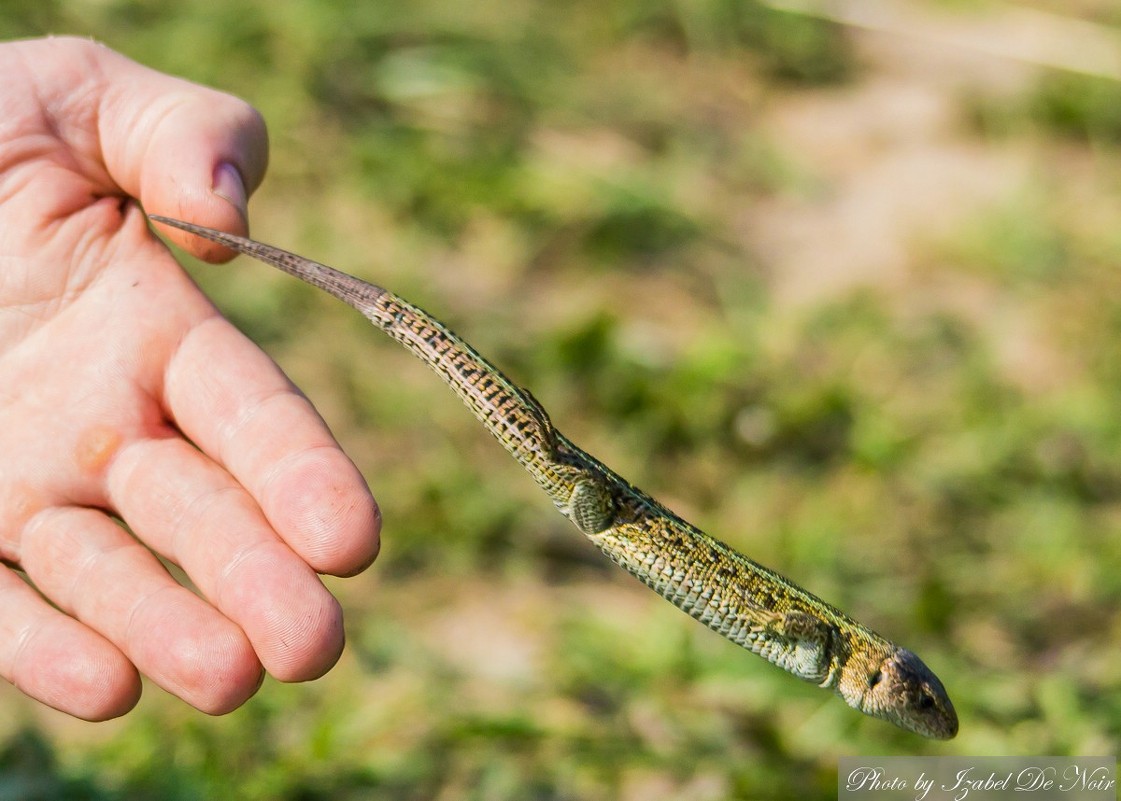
{"left": 81, "top": 39, "right": 269, "bottom": 260}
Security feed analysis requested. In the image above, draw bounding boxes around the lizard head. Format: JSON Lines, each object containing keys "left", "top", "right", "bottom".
{"left": 839, "top": 646, "right": 958, "bottom": 739}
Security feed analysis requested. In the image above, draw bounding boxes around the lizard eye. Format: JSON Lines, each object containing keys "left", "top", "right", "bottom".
{"left": 868, "top": 670, "right": 882, "bottom": 688}
{"left": 918, "top": 692, "right": 935, "bottom": 710}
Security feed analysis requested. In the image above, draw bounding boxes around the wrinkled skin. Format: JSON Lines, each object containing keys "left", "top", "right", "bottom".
{"left": 0, "top": 37, "right": 380, "bottom": 720}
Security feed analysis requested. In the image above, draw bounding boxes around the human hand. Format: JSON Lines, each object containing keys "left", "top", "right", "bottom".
{"left": 0, "top": 36, "right": 380, "bottom": 720}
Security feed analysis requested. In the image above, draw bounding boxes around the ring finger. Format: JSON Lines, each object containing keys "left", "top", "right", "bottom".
{"left": 18, "top": 505, "right": 261, "bottom": 714}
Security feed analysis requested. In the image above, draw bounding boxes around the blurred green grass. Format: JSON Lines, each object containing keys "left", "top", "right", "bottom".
{"left": 4, "top": 1, "right": 1121, "bottom": 799}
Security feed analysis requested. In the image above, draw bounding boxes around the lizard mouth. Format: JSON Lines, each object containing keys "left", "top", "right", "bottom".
{"left": 875, "top": 649, "right": 958, "bottom": 740}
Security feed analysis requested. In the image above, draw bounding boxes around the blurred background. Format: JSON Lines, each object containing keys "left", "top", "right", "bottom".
{"left": 2, "top": 1, "right": 1121, "bottom": 798}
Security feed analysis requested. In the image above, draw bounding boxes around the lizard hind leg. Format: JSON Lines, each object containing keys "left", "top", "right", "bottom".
{"left": 566, "top": 478, "right": 617, "bottom": 535}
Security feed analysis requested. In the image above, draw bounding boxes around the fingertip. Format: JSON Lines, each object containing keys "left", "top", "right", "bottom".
{"left": 146, "top": 166, "right": 246, "bottom": 264}
{"left": 15, "top": 621, "right": 142, "bottom": 722}
{"left": 151, "top": 212, "right": 243, "bottom": 263}
{"left": 268, "top": 592, "right": 346, "bottom": 684}
{"left": 71, "top": 657, "right": 143, "bottom": 722}
{"left": 173, "top": 633, "right": 264, "bottom": 716}
{"left": 192, "top": 663, "right": 265, "bottom": 717}
{"left": 151, "top": 158, "right": 253, "bottom": 263}
{"left": 93, "top": 48, "right": 269, "bottom": 259}
{"left": 213, "top": 540, "right": 346, "bottom": 684}
{"left": 144, "top": 612, "right": 264, "bottom": 716}
{"left": 229, "top": 555, "right": 343, "bottom": 685}
{"left": 266, "top": 447, "right": 382, "bottom": 578}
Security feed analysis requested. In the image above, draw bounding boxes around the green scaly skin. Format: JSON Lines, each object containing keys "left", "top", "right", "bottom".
{"left": 151, "top": 215, "right": 958, "bottom": 740}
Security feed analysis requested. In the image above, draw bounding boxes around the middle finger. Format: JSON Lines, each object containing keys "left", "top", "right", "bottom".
{"left": 106, "top": 436, "right": 345, "bottom": 682}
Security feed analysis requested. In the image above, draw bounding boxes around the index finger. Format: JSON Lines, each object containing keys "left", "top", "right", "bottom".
{"left": 162, "top": 312, "right": 380, "bottom": 577}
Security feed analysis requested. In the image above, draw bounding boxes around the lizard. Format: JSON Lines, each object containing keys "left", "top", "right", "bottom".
{"left": 150, "top": 215, "right": 958, "bottom": 740}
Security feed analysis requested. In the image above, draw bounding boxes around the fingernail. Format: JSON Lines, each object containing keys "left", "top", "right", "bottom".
{"left": 212, "top": 161, "right": 247, "bottom": 216}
